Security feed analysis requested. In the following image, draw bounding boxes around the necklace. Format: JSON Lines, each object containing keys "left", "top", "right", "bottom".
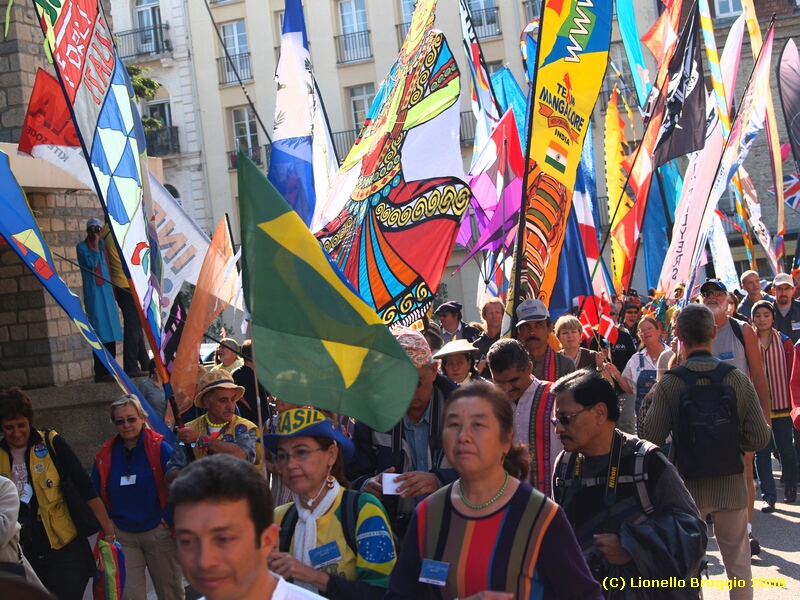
{"left": 205, "top": 413, "right": 229, "bottom": 428}
{"left": 458, "top": 470, "right": 509, "bottom": 510}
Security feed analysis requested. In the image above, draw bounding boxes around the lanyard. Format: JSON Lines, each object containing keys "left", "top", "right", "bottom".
{"left": 571, "top": 430, "right": 624, "bottom": 531}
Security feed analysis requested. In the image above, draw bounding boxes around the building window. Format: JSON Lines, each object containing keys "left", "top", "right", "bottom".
{"left": 599, "top": 42, "right": 635, "bottom": 112}
{"left": 401, "top": 0, "right": 415, "bottom": 22}
{"left": 714, "top": 0, "right": 742, "bottom": 17}
{"left": 231, "top": 106, "right": 261, "bottom": 165}
{"left": 337, "top": 0, "right": 371, "bottom": 63}
{"left": 350, "top": 84, "right": 375, "bottom": 129}
{"left": 468, "top": 0, "right": 500, "bottom": 39}
{"left": 220, "top": 21, "right": 251, "bottom": 83}
{"left": 147, "top": 101, "right": 172, "bottom": 127}
{"left": 486, "top": 61, "right": 503, "bottom": 76}
{"left": 134, "top": 0, "right": 164, "bottom": 54}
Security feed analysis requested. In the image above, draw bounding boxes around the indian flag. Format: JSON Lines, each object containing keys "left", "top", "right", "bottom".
{"left": 544, "top": 141, "right": 568, "bottom": 173}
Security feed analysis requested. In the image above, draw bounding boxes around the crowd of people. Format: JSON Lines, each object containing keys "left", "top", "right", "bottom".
{"left": 2, "top": 269, "right": 800, "bottom": 600}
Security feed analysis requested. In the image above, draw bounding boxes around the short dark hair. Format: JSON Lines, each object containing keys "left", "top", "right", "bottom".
{"left": 240, "top": 339, "right": 253, "bottom": 361}
{"left": 552, "top": 368, "right": 620, "bottom": 422}
{"left": 169, "top": 455, "right": 274, "bottom": 542}
{"left": 0, "top": 387, "right": 35, "bottom": 425}
{"left": 444, "top": 381, "right": 529, "bottom": 480}
{"left": 487, "top": 338, "right": 531, "bottom": 374}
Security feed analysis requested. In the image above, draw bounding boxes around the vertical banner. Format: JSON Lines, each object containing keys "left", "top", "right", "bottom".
{"left": 513, "top": 0, "right": 612, "bottom": 309}
{"left": 778, "top": 39, "right": 800, "bottom": 174}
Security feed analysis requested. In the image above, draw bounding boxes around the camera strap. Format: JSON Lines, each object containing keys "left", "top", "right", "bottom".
{"left": 570, "top": 430, "right": 624, "bottom": 532}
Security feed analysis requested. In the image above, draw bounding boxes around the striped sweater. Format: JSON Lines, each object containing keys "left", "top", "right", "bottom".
{"left": 640, "top": 352, "right": 771, "bottom": 510}
{"left": 386, "top": 482, "right": 602, "bottom": 600}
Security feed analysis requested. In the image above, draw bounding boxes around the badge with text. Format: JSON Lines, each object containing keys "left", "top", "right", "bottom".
{"left": 719, "top": 351, "right": 735, "bottom": 361}
{"left": 33, "top": 443, "right": 48, "bottom": 459}
{"left": 308, "top": 541, "right": 342, "bottom": 569}
{"left": 419, "top": 559, "right": 449, "bottom": 586}
{"left": 120, "top": 475, "right": 137, "bottom": 486}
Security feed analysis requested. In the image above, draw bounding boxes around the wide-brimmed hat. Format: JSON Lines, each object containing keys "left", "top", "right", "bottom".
{"left": 194, "top": 370, "right": 245, "bottom": 407}
{"left": 433, "top": 339, "right": 478, "bottom": 359}
{"left": 262, "top": 408, "right": 354, "bottom": 461}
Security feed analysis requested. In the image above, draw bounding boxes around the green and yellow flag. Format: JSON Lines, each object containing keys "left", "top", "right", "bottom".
{"left": 237, "top": 151, "right": 418, "bottom": 431}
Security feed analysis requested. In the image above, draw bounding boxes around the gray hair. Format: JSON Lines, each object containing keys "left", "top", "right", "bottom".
{"left": 109, "top": 394, "right": 148, "bottom": 422}
{"left": 675, "top": 303, "right": 715, "bottom": 347}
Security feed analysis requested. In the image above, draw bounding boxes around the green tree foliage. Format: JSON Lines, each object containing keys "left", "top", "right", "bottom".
{"left": 126, "top": 63, "right": 161, "bottom": 129}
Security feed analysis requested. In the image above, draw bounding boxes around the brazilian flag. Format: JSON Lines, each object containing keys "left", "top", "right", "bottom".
{"left": 237, "top": 151, "right": 418, "bottom": 431}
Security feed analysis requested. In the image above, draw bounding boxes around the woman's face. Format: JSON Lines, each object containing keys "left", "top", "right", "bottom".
{"left": 638, "top": 320, "right": 660, "bottom": 346}
{"left": 726, "top": 296, "right": 737, "bottom": 316}
{"left": 443, "top": 353, "right": 471, "bottom": 383}
{"left": 557, "top": 327, "right": 581, "bottom": 352}
{"left": 113, "top": 405, "right": 145, "bottom": 444}
{"left": 1, "top": 416, "right": 31, "bottom": 450}
{"left": 443, "top": 397, "right": 510, "bottom": 479}
{"left": 276, "top": 436, "right": 336, "bottom": 498}
{"left": 752, "top": 307, "right": 774, "bottom": 332}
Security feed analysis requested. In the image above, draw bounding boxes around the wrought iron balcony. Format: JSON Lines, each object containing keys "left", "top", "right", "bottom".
{"left": 523, "top": 0, "right": 541, "bottom": 22}
{"left": 396, "top": 22, "right": 411, "bottom": 50}
{"left": 331, "top": 128, "right": 359, "bottom": 161}
{"left": 334, "top": 31, "right": 372, "bottom": 64}
{"left": 217, "top": 53, "right": 252, "bottom": 85}
{"left": 471, "top": 7, "right": 501, "bottom": 39}
{"left": 228, "top": 145, "right": 262, "bottom": 169}
{"left": 145, "top": 126, "right": 180, "bottom": 157}
{"left": 459, "top": 111, "right": 475, "bottom": 147}
{"left": 116, "top": 24, "right": 172, "bottom": 60}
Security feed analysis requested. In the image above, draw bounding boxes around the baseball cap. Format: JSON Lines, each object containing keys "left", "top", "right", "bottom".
{"left": 773, "top": 273, "right": 794, "bottom": 288}
{"left": 86, "top": 217, "right": 103, "bottom": 229}
{"left": 434, "top": 301, "right": 463, "bottom": 315}
{"left": 516, "top": 298, "right": 549, "bottom": 324}
{"left": 262, "top": 407, "right": 354, "bottom": 462}
{"left": 700, "top": 279, "right": 728, "bottom": 295}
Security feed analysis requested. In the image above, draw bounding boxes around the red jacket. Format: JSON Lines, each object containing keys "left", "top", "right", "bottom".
{"left": 94, "top": 427, "right": 167, "bottom": 512}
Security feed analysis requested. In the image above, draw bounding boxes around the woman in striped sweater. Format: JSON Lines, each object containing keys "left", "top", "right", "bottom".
{"left": 751, "top": 300, "right": 798, "bottom": 510}
{"left": 386, "top": 381, "right": 601, "bottom": 600}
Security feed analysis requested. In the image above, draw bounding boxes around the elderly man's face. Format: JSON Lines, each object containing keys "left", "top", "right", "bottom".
{"left": 217, "top": 344, "right": 237, "bottom": 367}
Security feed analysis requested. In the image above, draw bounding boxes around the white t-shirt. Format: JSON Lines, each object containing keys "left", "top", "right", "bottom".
{"left": 198, "top": 574, "right": 323, "bottom": 600}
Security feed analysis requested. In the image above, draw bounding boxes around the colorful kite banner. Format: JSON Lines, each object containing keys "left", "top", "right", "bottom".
{"left": 778, "top": 39, "right": 800, "bottom": 174}
{"left": 513, "top": 0, "right": 612, "bottom": 308}
{"left": 315, "top": 0, "right": 470, "bottom": 327}
{"left": 238, "top": 151, "right": 418, "bottom": 431}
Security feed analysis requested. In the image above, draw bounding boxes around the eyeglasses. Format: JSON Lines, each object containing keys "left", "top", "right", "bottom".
{"left": 550, "top": 407, "right": 592, "bottom": 428}
{"left": 702, "top": 290, "right": 726, "bottom": 298}
{"left": 114, "top": 416, "right": 139, "bottom": 426}
{"left": 274, "top": 447, "right": 324, "bottom": 466}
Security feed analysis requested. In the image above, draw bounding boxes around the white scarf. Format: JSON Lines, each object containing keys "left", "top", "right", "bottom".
{"left": 292, "top": 479, "right": 341, "bottom": 592}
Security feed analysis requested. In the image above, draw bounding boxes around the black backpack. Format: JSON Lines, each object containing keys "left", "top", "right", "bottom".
{"left": 667, "top": 362, "right": 743, "bottom": 479}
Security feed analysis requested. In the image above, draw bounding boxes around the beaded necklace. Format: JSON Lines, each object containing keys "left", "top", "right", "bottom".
{"left": 457, "top": 470, "right": 509, "bottom": 510}
{"left": 205, "top": 413, "right": 229, "bottom": 429}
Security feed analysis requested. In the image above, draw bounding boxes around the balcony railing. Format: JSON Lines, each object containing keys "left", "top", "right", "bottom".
{"left": 331, "top": 128, "right": 359, "bottom": 160}
{"left": 116, "top": 24, "right": 172, "bottom": 60}
{"left": 472, "top": 7, "right": 501, "bottom": 39}
{"left": 228, "top": 145, "right": 262, "bottom": 170}
{"left": 145, "top": 126, "right": 180, "bottom": 157}
{"left": 396, "top": 22, "right": 411, "bottom": 50}
{"left": 217, "top": 52, "right": 252, "bottom": 85}
{"left": 459, "top": 111, "right": 475, "bottom": 147}
{"left": 523, "top": 0, "right": 541, "bottom": 22}
{"left": 334, "top": 31, "right": 372, "bottom": 64}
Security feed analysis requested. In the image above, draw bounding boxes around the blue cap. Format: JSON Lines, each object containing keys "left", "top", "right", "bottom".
{"left": 700, "top": 279, "right": 728, "bottom": 294}
{"left": 262, "top": 408, "right": 354, "bottom": 461}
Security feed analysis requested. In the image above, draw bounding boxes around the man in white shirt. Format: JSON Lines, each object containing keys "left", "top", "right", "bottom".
{"left": 170, "top": 454, "right": 321, "bottom": 600}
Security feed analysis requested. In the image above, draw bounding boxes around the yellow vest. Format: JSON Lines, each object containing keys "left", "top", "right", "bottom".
{"left": 0, "top": 430, "right": 77, "bottom": 550}
{"left": 185, "top": 414, "right": 262, "bottom": 470}
{"left": 100, "top": 225, "right": 128, "bottom": 288}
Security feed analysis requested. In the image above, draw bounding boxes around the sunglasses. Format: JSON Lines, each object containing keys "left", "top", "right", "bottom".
{"left": 550, "top": 406, "right": 593, "bottom": 428}
{"left": 701, "top": 290, "right": 726, "bottom": 298}
{"left": 114, "top": 416, "right": 139, "bottom": 426}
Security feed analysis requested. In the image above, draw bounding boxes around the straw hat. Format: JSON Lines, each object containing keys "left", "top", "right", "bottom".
{"left": 194, "top": 370, "right": 245, "bottom": 407}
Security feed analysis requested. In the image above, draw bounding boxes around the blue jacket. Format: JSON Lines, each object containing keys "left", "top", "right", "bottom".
{"left": 76, "top": 238, "right": 122, "bottom": 344}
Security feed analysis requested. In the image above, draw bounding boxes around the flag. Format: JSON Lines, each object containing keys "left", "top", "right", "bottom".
{"left": 778, "top": 39, "right": 800, "bottom": 173}
{"left": 742, "top": 0, "right": 785, "bottom": 268}
{"left": 0, "top": 151, "right": 172, "bottom": 441}
{"left": 170, "top": 217, "right": 241, "bottom": 413}
{"left": 641, "top": 0, "right": 683, "bottom": 88}
{"left": 270, "top": 0, "right": 338, "bottom": 229}
{"left": 17, "top": 69, "right": 216, "bottom": 327}
{"left": 315, "top": 0, "right": 470, "bottom": 327}
{"left": 605, "top": 86, "right": 634, "bottom": 293}
{"left": 643, "top": 175, "right": 669, "bottom": 291}
{"left": 238, "top": 151, "right": 418, "bottom": 431}
{"left": 458, "top": 0, "right": 501, "bottom": 166}
{"left": 770, "top": 173, "right": 800, "bottom": 210}
{"left": 520, "top": 18, "right": 539, "bottom": 85}
{"left": 31, "top": 2, "right": 164, "bottom": 357}
{"left": 653, "top": 2, "right": 706, "bottom": 166}
{"left": 491, "top": 67, "right": 528, "bottom": 165}
{"left": 513, "top": 0, "right": 612, "bottom": 308}
{"left": 616, "top": 0, "right": 651, "bottom": 108}
{"left": 740, "top": 166, "right": 779, "bottom": 274}
{"left": 549, "top": 208, "right": 594, "bottom": 322}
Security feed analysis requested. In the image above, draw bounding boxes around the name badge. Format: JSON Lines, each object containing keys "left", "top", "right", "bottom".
{"left": 792, "top": 322, "right": 800, "bottom": 331}
{"left": 308, "top": 541, "right": 341, "bottom": 569}
{"left": 120, "top": 475, "right": 137, "bottom": 486}
{"left": 719, "top": 351, "right": 735, "bottom": 361}
{"left": 419, "top": 559, "right": 449, "bottom": 586}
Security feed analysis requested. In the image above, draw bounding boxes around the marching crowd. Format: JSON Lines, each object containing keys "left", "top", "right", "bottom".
{"left": 3, "top": 269, "right": 800, "bottom": 600}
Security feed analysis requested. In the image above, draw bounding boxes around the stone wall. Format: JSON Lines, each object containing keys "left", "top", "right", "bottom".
{"left": 0, "top": 189, "right": 116, "bottom": 389}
